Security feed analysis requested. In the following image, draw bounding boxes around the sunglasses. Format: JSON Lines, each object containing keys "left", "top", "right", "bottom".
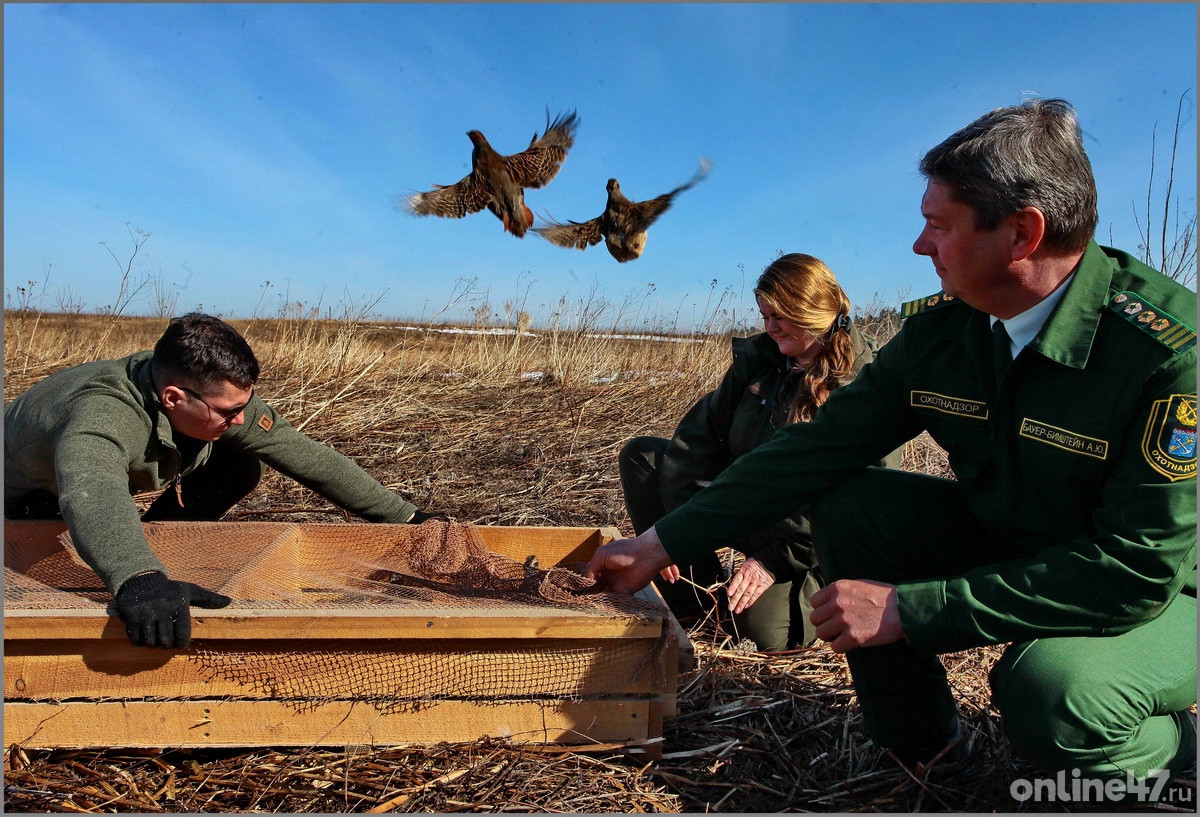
{"left": 181, "top": 386, "right": 253, "bottom": 423}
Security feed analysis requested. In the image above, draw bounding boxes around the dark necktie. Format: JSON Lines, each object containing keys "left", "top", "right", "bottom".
{"left": 992, "top": 320, "right": 1013, "bottom": 381}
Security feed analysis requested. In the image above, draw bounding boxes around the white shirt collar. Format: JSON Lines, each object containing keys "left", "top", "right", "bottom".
{"left": 990, "top": 271, "right": 1076, "bottom": 358}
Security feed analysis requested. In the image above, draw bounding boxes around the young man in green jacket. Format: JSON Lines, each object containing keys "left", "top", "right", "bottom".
{"left": 5, "top": 313, "right": 443, "bottom": 650}
{"left": 585, "top": 99, "right": 1196, "bottom": 785}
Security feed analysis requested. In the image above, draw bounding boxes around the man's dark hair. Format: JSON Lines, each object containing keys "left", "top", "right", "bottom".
{"left": 919, "top": 98, "right": 1098, "bottom": 255}
{"left": 151, "top": 313, "right": 259, "bottom": 392}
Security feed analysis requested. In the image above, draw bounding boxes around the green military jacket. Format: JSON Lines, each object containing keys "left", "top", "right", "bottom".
{"left": 4, "top": 350, "right": 418, "bottom": 593}
{"left": 655, "top": 242, "right": 1196, "bottom": 654}
{"left": 659, "top": 326, "right": 901, "bottom": 579}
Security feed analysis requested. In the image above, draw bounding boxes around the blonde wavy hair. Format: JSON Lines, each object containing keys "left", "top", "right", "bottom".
{"left": 754, "top": 253, "right": 854, "bottom": 423}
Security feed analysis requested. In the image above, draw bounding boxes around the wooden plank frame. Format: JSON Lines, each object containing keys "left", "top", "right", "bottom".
{"left": 3, "top": 521, "right": 693, "bottom": 757}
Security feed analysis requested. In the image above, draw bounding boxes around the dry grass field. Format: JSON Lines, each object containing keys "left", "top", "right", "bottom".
{"left": 2, "top": 309, "right": 1179, "bottom": 813}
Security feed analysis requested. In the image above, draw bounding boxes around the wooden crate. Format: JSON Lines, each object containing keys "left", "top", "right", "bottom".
{"left": 4, "top": 520, "right": 691, "bottom": 757}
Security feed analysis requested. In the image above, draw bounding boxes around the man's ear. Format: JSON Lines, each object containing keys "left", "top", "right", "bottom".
{"left": 1008, "top": 207, "right": 1046, "bottom": 262}
{"left": 160, "top": 384, "right": 187, "bottom": 410}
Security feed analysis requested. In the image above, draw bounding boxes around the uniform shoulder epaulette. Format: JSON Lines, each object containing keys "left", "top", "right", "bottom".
{"left": 1108, "top": 290, "right": 1196, "bottom": 354}
{"left": 900, "top": 291, "right": 961, "bottom": 319}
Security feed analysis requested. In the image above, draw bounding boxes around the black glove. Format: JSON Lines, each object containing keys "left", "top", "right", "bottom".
{"left": 114, "top": 571, "right": 232, "bottom": 649}
{"left": 409, "top": 510, "right": 450, "bottom": 523}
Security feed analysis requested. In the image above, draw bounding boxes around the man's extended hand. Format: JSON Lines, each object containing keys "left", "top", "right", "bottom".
{"left": 809, "top": 579, "right": 903, "bottom": 653}
{"left": 582, "top": 526, "right": 674, "bottom": 595}
{"left": 726, "top": 557, "right": 775, "bottom": 614}
{"left": 115, "top": 571, "right": 232, "bottom": 649}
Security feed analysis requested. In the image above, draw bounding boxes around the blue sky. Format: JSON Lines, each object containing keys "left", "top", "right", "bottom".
{"left": 4, "top": 3, "right": 1196, "bottom": 331}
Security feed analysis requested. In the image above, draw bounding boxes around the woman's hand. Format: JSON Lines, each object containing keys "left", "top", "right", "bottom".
{"left": 726, "top": 557, "right": 775, "bottom": 614}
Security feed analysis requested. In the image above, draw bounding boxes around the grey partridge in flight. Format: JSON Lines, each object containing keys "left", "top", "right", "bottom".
{"left": 402, "top": 110, "right": 579, "bottom": 238}
{"left": 534, "top": 158, "right": 711, "bottom": 262}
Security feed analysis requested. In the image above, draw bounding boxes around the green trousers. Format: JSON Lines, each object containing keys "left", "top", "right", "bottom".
{"left": 812, "top": 468, "right": 1197, "bottom": 778}
{"left": 619, "top": 436, "right": 820, "bottom": 650}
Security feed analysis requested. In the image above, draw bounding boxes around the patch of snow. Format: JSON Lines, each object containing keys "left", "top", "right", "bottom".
{"left": 382, "top": 324, "right": 707, "bottom": 343}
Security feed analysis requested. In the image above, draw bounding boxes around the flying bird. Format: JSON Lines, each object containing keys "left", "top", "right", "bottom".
{"left": 402, "top": 110, "right": 579, "bottom": 238}
{"left": 533, "top": 158, "right": 712, "bottom": 262}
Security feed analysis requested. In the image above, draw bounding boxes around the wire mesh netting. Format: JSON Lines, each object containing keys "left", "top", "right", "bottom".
{"left": 5, "top": 519, "right": 662, "bottom": 615}
{"left": 5, "top": 519, "right": 674, "bottom": 712}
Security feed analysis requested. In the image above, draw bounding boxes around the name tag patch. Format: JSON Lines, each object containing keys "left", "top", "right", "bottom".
{"left": 910, "top": 390, "right": 989, "bottom": 420}
{"left": 1141, "top": 394, "right": 1196, "bottom": 481}
{"left": 1020, "top": 418, "right": 1109, "bottom": 460}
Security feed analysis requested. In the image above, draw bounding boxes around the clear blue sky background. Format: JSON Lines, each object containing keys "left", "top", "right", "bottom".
{"left": 5, "top": 3, "right": 1196, "bottom": 331}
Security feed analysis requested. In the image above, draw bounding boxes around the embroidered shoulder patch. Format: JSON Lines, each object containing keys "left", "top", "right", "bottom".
{"left": 901, "top": 291, "right": 959, "bottom": 319}
{"left": 1141, "top": 393, "right": 1196, "bottom": 481}
{"left": 1109, "top": 291, "right": 1196, "bottom": 353}
{"left": 258, "top": 415, "right": 274, "bottom": 432}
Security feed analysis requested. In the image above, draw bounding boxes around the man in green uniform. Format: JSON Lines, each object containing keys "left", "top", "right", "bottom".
{"left": 5, "top": 313, "right": 444, "bottom": 650}
{"left": 585, "top": 99, "right": 1196, "bottom": 784}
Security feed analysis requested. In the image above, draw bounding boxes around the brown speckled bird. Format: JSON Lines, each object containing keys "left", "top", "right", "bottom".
{"left": 402, "top": 110, "right": 579, "bottom": 238}
{"left": 534, "top": 158, "right": 711, "bottom": 262}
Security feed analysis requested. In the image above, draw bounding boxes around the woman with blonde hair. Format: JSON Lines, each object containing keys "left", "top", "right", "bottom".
{"left": 618, "top": 253, "right": 901, "bottom": 650}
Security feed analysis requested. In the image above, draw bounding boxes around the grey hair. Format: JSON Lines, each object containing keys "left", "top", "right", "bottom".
{"left": 919, "top": 98, "right": 1098, "bottom": 254}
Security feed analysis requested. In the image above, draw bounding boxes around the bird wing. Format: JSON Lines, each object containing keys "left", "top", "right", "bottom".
{"left": 624, "top": 158, "right": 712, "bottom": 232}
{"left": 622, "top": 193, "right": 677, "bottom": 233}
{"left": 402, "top": 174, "right": 493, "bottom": 219}
{"left": 505, "top": 109, "right": 579, "bottom": 189}
{"left": 533, "top": 215, "right": 605, "bottom": 250}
